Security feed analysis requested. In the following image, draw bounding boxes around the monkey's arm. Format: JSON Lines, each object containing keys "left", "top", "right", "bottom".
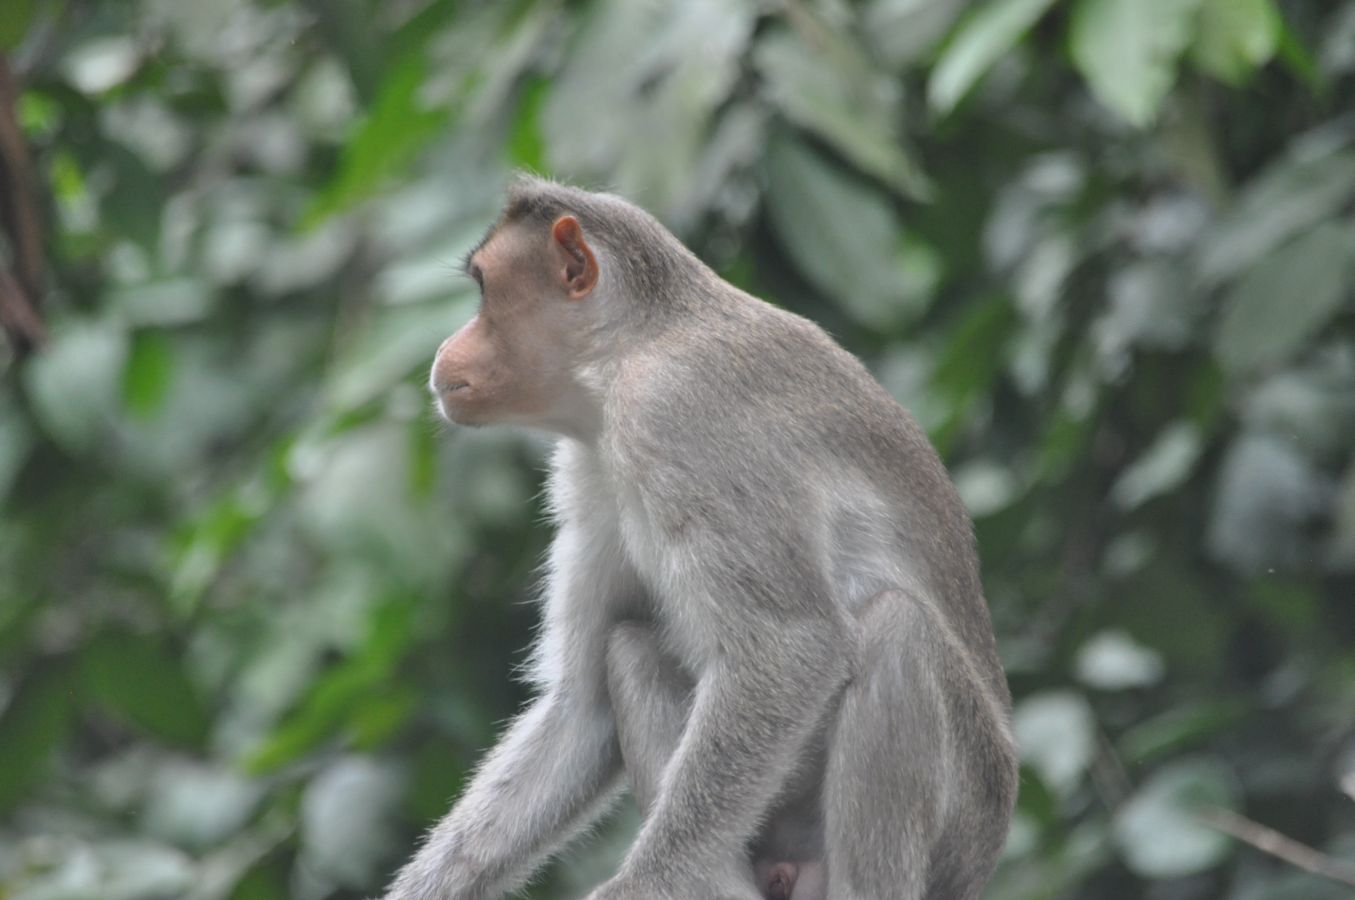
{"left": 383, "top": 520, "right": 627, "bottom": 900}
{"left": 385, "top": 691, "right": 620, "bottom": 900}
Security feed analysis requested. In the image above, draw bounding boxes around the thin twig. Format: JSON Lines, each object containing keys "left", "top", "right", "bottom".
{"left": 1196, "top": 806, "right": 1355, "bottom": 888}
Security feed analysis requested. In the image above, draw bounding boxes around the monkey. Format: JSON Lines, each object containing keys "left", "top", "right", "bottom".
{"left": 382, "top": 176, "right": 1018, "bottom": 900}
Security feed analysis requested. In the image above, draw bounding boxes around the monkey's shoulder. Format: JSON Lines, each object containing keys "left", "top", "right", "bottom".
{"left": 646, "top": 307, "right": 911, "bottom": 417}
{"left": 605, "top": 305, "right": 938, "bottom": 493}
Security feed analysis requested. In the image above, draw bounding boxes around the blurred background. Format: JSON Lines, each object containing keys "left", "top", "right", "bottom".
{"left": 1, "top": 0, "right": 1354, "bottom": 898}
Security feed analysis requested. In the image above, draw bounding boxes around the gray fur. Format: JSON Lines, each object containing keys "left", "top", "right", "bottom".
{"left": 383, "top": 177, "right": 1018, "bottom": 900}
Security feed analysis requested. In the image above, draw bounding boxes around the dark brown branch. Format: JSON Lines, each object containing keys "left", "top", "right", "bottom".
{"left": 0, "top": 51, "right": 47, "bottom": 355}
{"left": 0, "top": 268, "right": 44, "bottom": 350}
{"left": 1196, "top": 806, "right": 1355, "bottom": 888}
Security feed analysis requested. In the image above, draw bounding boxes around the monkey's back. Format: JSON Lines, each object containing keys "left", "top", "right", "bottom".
{"left": 611, "top": 284, "right": 1008, "bottom": 703}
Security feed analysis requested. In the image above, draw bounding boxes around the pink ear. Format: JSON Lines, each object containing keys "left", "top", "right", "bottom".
{"left": 551, "top": 215, "right": 598, "bottom": 298}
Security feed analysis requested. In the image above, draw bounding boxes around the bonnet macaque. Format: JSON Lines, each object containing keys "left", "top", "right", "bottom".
{"left": 383, "top": 177, "right": 1017, "bottom": 900}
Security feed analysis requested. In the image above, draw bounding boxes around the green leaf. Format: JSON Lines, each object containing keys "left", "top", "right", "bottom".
{"left": 82, "top": 630, "right": 212, "bottom": 747}
{"left": 1190, "top": 0, "right": 1281, "bottom": 84}
{"left": 507, "top": 75, "right": 549, "bottom": 171}
{"left": 1114, "top": 758, "right": 1238, "bottom": 877}
{"left": 1275, "top": 14, "right": 1324, "bottom": 93}
{"left": 101, "top": 143, "right": 166, "bottom": 250}
{"left": 1214, "top": 222, "right": 1355, "bottom": 374}
{"left": 169, "top": 491, "right": 268, "bottom": 615}
{"left": 927, "top": 0, "right": 1058, "bottom": 115}
{"left": 122, "top": 330, "right": 175, "bottom": 418}
{"left": 0, "top": 0, "right": 37, "bottom": 51}
{"left": 349, "top": 684, "right": 418, "bottom": 749}
{"left": 305, "top": 52, "right": 448, "bottom": 226}
{"left": 929, "top": 294, "right": 1019, "bottom": 452}
{"left": 1245, "top": 577, "right": 1320, "bottom": 632}
{"left": 0, "top": 664, "right": 74, "bottom": 813}
{"left": 246, "top": 598, "right": 415, "bottom": 772}
{"left": 1070, "top": 0, "right": 1202, "bottom": 127}
{"left": 1119, "top": 701, "right": 1249, "bottom": 764}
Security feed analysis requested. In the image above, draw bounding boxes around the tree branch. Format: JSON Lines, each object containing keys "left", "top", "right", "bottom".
{"left": 1196, "top": 806, "right": 1355, "bottom": 888}
{"left": 0, "top": 51, "right": 47, "bottom": 356}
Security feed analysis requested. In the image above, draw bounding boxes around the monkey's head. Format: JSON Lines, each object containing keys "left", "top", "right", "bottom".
{"left": 430, "top": 206, "right": 600, "bottom": 432}
{"left": 431, "top": 177, "right": 701, "bottom": 435}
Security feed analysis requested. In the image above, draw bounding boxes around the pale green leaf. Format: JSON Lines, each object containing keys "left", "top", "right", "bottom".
{"left": 300, "top": 758, "right": 403, "bottom": 888}
{"left": 62, "top": 36, "right": 140, "bottom": 94}
{"left": 928, "top": 0, "right": 1058, "bottom": 115}
{"left": 1191, "top": 0, "right": 1281, "bottom": 84}
{"left": 1214, "top": 222, "right": 1355, "bottom": 374}
{"left": 10, "top": 838, "right": 194, "bottom": 900}
{"left": 22, "top": 320, "right": 129, "bottom": 454}
{"left": 1111, "top": 422, "right": 1203, "bottom": 510}
{"left": 1330, "top": 464, "right": 1355, "bottom": 568}
{"left": 1071, "top": 0, "right": 1202, "bottom": 127}
{"left": 764, "top": 137, "right": 923, "bottom": 330}
{"left": 544, "top": 0, "right": 754, "bottom": 215}
{"left": 141, "top": 761, "right": 265, "bottom": 851}
{"left": 1114, "top": 758, "right": 1238, "bottom": 877}
{"left": 1197, "top": 146, "right": 1355, "bottom": 284}
{"left": 1207, "top": 434, "right": 1326, "bottom": 572}
{"left": 1075, "top": 630, "right": 1166, "bottom": 689}
{"left": 863, "top": 0, "right": 968, "bottom": 68}
{"left": 953, "top": 459, "right": 1020, "bottom": 517}
{"left": 1014, "top": 691, "right": 1096, "bottom": 795}
{"left": 326, "top": 298, "right": 476, "bottom": 413}
{"left": 757, "top": 28, "right": 929, "bottom": 197}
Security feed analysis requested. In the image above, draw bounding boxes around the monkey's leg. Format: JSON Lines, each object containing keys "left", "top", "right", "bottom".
{"left": 606, "top": 622, "right": 825, "bottom": 900}
{"left": 823, "top": 590, "right": 1017, "bottom": 900}
{"left": 604, "top": 621, "right": 694, "bottom": 814}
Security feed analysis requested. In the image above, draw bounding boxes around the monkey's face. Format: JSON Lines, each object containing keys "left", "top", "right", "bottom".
{"left": 430, "top": 217, "right": 598, "bottom": 430}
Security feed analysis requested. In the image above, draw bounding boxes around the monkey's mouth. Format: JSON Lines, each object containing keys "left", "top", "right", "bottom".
{"left": 435, "top": 384, "right": 471, "bottom": 424}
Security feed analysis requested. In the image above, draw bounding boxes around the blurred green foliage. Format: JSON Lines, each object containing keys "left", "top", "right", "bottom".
{"left": 1, "top": 0, "right": 1353, "bottom": 898}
